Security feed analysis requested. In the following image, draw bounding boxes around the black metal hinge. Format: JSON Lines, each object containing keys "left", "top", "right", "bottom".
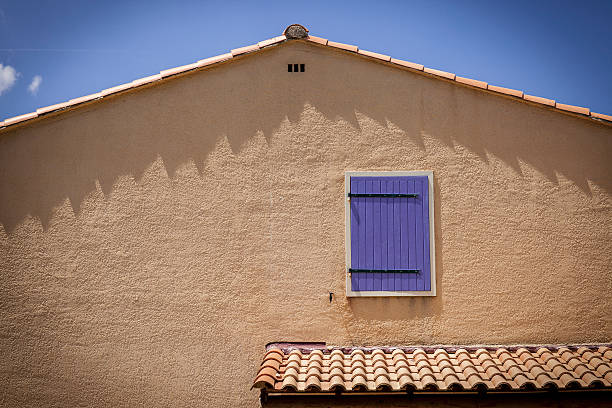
{"left": 349, "top": 269, "right": 420, "bottom": 274}
{"left": 348, "top": 193, "right": 419, "bottom": 198}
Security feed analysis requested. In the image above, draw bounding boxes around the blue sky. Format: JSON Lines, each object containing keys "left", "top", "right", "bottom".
{"left": 1, "top": 0, "right": 611, "bottom": 120}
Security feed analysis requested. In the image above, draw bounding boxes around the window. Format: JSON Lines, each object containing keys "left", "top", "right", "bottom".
{"left": 345, "top": 171, "right": 436, "bottom": 296}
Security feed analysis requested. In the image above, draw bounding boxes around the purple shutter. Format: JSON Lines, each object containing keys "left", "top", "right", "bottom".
{"left": 350, "top": 176, "right": 430, "bottom": 292}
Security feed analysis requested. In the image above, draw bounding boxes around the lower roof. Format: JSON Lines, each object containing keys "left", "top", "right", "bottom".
{"left": 253, "top": 342, "right": 612, "bottom": 395}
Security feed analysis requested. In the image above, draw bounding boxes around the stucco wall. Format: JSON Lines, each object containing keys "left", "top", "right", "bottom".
{"left": 0, "top": 41, "right": 610, "bottom": 407}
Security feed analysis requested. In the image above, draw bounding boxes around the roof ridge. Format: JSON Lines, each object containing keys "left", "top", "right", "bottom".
{"left": 2, "top": 24, "right": 611, "bottom": 130}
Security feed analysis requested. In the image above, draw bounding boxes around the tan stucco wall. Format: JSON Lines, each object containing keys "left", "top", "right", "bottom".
{"left": 0, "top": 41, "right": 610, "bottom": 407}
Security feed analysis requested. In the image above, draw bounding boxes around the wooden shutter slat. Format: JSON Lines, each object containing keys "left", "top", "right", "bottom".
{"left": 371, "top": 179, "right": 382, "bottom": 290}
{"left": 365, "top": 178, "right": 374, "bottom": 290}
{"left": 380, "top": 180, "right": 390, "bottom": 291}
{"left": 415, "top": 177, "right": 425, "bottom": 291}
{"left": 400, "top": 178, "right": 410, "bottom": 290}
{"left": 392, "top": 179, "right": 402, "bottom": 291}
{"left": 412, "top": 177, "right": 421, "bottom": 291}
{"left": 359, "top": 178, "right": 368, "bottom": 291}
{"left": 350, "top": 177, "right": 360, "bottom": 291}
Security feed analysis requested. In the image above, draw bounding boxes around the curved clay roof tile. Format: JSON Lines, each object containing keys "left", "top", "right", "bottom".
{"left": 252, "top": 343, "right": 612, "bottom": 394}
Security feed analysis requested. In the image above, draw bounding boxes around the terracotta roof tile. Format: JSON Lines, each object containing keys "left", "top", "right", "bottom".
{"left": 4, "top": 112, "right": 38, "bottom": 126}
{"left": 2, "top": 24, "right": 611, "bottom": 131}
{"left": 556, "top": 102, "right": 590, "bottom": 116}
{"left": 327, "top": 40, "right": 358, "bottom": 53}
{"left": 390, "top": 58, "right": 424, "bottom": 71}
{"left": 524, "top": 94, "right": 555, "bottom": 106}
{"left": 160, "top": 62, "right": 199, "bottom": 78}
{"left": 197, "top": 53, "right": 232, "bottom": 67}
{"left": 36, "top": 101, "right": 71, "bottom": 115}
{"left": 424, "top": 67, "right": 456, "bottom": 80}
{"left": 594, "top": 112, "right": 612, "bottom": 123}
{"left": 488, "top": 84, "right": 524, "bottom": 98}
{"left": 253, "top": 344, "right": 612, "bottom": 394}
{"left": 357, "top": 49, "right": 391, "bottom": 62}
{"left": 100, "top": 82, "right": 134, "bottom": 97}
{"left": 69, "top": 92, "right": 103, "bottom": 105}
{"left": 131, "top": 74, "right": 162, "bottom": 87}
{"left": 231, "top": 43, "right": 260, "bottom": 56}
{"left": 456, "top": 76, "right": 487, "bottom": 89}
{"left": 258, "top": 35, "right": 286, "bottom": 48}
{"left": 307, "top": 35, "right": 328, "bottom": 45}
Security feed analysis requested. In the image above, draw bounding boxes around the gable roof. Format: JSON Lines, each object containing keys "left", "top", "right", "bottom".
{"left": 1, "top": 23, "right": 611, "bottom": 131}
{"left": 253, "top": 342, "right": 612, "bottom": 395}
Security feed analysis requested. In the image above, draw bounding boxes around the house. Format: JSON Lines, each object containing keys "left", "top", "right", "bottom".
{"left": 0, "top": 24, "right": 610, "bottom": 407}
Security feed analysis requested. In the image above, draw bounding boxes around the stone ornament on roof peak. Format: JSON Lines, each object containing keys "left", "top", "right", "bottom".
{"left": 284, "top": 24, "right": 309, "bottom": 39}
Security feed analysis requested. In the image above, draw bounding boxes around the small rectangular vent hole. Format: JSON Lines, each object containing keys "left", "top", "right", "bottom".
{"left": 288, "top": 63, "right": 305, "bottom": 73}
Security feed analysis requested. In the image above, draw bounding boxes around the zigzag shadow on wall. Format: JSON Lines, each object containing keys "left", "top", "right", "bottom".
{"left": 0, "top": 41, "right": 610, "bottom": 235}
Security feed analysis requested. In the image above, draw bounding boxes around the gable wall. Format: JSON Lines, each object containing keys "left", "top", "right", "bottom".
{"left": 0, "top": 41, "right": 610, "bottom": 407}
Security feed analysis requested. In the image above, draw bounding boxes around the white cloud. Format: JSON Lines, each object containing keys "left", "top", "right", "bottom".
{"left": 28, "top": 75, "right": 42, "bottom": 95}
{"left": 0, "top": 63, "right": 18, "bottom": 95}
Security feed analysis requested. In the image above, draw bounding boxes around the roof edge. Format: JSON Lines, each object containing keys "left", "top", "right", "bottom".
{"left": 265, "top": 342, "right": 612, "bottom": 354}
{"left": 2, "top": 25, "right": 611, "bottom": 132}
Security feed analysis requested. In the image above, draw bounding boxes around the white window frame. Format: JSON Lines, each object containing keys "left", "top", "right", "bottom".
{"left": 345, "top": 171, "right": 436, "bottom": 297}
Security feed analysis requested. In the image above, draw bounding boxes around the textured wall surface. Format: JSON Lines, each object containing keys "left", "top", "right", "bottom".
{"left": 0, "top": 41, "right": 610, "bottom": 407}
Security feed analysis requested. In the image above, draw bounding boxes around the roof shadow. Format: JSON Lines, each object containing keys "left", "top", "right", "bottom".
{"left": 0, "top": 41, "right": 610, "bottom": 237}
